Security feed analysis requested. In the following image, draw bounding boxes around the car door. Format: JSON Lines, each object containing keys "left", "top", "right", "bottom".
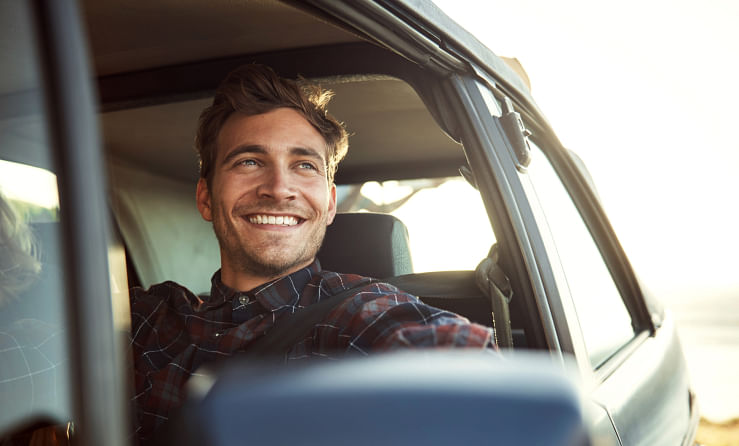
{"left": 520, "top": 136, "right": 698, "bottom": 445}
{"left": 493, "top": 102, "right": 697, "bottom": 443}
{"left": 446, "top": 74, "right": 698, "bottom": 444}
{"left": 0, "top": 1, "right": 129, "bottom": 445}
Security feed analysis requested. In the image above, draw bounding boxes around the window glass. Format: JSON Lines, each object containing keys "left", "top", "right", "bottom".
{"left": 336, "top": 176, "right": 496, "bottom": 272}
{"left": 0, "top": 0, "right": 72, "bottom": 435}
{"left": 524, "top": 141, "right": 634, "bottom": 367}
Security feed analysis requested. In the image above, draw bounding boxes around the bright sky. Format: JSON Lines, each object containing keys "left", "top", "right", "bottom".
{"left": 432, "top": 0, "right": 739, "bottom": 300}
{"left": 431, "top": 0, "right": 739, "bottom": 422}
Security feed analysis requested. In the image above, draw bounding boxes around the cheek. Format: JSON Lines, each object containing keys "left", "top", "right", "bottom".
{"left": 215, "top": 175, "right": 251, "bottom": 205}
{"left": 315, "top": 194, "right": 332, "bottom": 216}
{"left": 309, "top": 187, "right": 332, "bottom": 212}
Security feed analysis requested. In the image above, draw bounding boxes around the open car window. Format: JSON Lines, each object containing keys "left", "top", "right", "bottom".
{"left": 108, "top": 71, "right": 491, "bottom": 289}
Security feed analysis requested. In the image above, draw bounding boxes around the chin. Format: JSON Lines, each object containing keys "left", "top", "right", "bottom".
{"left": 246, "top": 253, "right": 313, "bottom": 278}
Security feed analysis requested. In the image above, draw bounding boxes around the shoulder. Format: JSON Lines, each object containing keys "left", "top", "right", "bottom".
{"left": 129, "top": 280, "right": 196, "bottom": 304}
{"left": 314, "top": 270, "right": 408, "bottom": 298}
{"left": 130, "top": 280, "right": 192, "bottom": 297}
{"left": 129, "top": 280, "right": 201, "bottom": 326}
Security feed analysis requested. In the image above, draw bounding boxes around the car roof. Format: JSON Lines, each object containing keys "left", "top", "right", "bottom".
{"left": 84, "top": 0, "right": 540, "bottom": 184}
{"left": 83, "top": 0, "right": 531, "bottom": 95}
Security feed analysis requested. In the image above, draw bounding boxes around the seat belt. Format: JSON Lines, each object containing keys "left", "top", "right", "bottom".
{"left": 245, "top": 279, "right": 376, "bottom": 359}
{"left": 475, "top": 244, "right": 514, "bottom": 348}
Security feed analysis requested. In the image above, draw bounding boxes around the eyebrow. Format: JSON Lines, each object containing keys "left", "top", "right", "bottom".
{"left": 290, "top": 146, "right": 325, "bottom": 163}
{"left": 221, "top": 145, "right": 265, "bottom": 166}
{"left": 221, "top": 145, "right": 326, "bottom": 166}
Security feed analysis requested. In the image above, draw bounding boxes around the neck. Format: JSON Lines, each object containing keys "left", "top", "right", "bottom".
{"left": 219, "top": 259, "right": 314, "bottom": 292}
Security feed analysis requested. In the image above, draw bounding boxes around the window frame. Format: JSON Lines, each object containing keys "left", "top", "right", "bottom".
{"left": 442, "top": 75, "right": 557, "bottom": 353}
{"left": 29, "top": 1, "right": 129, "bottom": 445}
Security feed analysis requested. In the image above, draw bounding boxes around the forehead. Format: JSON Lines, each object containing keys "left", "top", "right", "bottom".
{"left": 216, "top": 108, "right": 328, "bottom": 161}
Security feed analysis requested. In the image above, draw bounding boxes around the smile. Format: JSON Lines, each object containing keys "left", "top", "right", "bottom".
{"left": 247, "top": 214, "right": 301, "bottom": 226}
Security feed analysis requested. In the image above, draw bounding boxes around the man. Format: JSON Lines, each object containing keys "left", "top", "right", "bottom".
{"left": 129, "top": 64, "right": 496, "bottom": 443}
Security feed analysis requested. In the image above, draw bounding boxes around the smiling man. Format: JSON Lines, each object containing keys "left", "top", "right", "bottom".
{"left": 128, "top": 64, "right": 496, "bottom": 444}
{"left": 197, "top": 106, "right": 337, "bottom": 291}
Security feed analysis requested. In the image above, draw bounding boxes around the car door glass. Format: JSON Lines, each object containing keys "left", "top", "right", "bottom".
{"left": 0, "top": 0, "right": 72, "bottom": 435}
{"left": 524, "top": 141, "right": 634, "bottom": 368}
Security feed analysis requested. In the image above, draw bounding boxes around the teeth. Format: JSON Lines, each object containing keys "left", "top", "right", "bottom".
{"left": 248, "top": 215, "right": 299, "bottom": 226}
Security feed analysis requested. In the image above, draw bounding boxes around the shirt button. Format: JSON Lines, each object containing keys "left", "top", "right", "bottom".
{"left": 239, "top": 296, "right": 250, "bottom": 305}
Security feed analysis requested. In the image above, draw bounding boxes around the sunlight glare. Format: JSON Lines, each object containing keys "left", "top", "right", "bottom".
{"left": 391, "top": 179, "right": 496, "bottom": 272}
{"left": 0, "top": 160, "right": 59, "bottom": 209}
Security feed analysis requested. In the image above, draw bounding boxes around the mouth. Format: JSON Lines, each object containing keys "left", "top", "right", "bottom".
{"left": 246, "top": 214, "right": 303, "bottom": 226}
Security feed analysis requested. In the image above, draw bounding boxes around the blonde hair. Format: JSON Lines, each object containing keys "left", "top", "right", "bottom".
{"left": 0, "top": 194, "right": 40, "bottom": 308}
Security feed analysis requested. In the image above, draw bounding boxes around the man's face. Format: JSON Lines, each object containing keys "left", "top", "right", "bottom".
{"left": 196, "top": 108, "right": 336, "bottom": 288}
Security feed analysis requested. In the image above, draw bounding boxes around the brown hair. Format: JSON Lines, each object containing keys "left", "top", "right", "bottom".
{"left": 195, "top": 64, "right": 348, "bottom": 185}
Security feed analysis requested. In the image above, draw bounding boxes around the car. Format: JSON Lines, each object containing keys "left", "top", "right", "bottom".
{"left": 0, "top": 0, "right": 699, "bottom": 444}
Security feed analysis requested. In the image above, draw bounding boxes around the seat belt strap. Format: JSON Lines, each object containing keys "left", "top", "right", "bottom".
{"left": 246, "top": 279, "right": 376, "bottom": 359}
{"left": 475, "top": 244, "right": 514, "bottom": 348}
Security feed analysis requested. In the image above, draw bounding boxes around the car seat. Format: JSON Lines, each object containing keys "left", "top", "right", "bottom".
{"left": 317, "top": 212, "right": 413, "bottom": 279}
{"left": 317, "top": 213, "right": 495, "bottom": 328}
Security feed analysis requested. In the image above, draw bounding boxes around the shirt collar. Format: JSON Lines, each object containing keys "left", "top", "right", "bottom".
{"left": 209, "top": 259, "right": 322, "bottom": 312}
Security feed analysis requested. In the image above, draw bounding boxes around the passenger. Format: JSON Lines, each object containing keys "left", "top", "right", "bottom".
{"left": 129, "top": 64, "right": 497, "bottom": 443}
{"left": 0, "top": 192, "right": 68, "bottom": 443}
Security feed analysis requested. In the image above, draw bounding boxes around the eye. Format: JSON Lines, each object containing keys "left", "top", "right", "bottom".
{"left": 298, "top": 161, "right": 318, "bottom": 171}
{"left": 235, "top": 159, "right": 258, "bottom": 167}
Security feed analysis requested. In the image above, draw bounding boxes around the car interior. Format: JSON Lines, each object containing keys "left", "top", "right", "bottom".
{"left": 88, "top": 0, "right": 535, "bottom": 348}
{"left": 0, "top": 1, "right": 537, "bottom": 362}
{"left": 1, "top": 0, "right": 538, "bottom": 358}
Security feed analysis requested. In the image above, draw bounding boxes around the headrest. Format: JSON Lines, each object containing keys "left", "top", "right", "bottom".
{"left": 317, "top": 213, "right": 413, "bottom": 279}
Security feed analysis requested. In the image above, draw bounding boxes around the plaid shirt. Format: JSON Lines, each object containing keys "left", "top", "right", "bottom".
{"left": 129, "top": 260, "right": 496, "bottom": 443}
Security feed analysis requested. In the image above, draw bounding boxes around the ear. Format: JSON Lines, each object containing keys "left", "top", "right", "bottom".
{"left": 196, "top": 178, "right": 213, "bottom": 222}
{"left": 326, "top": 183, "right": 337, "bottom": 225}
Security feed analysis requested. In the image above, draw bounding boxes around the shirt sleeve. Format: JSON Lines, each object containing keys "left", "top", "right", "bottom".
{"left": 325, "top": 282, "right": 497, "bottom": 355}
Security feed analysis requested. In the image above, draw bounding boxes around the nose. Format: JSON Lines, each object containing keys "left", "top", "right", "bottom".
{"left": 256, "top": 166, "right": 296, "bottom": 201}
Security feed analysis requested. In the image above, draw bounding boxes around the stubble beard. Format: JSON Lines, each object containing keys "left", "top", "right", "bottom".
{"left": 212, "top": 200, "right": 328, "bottom": 282}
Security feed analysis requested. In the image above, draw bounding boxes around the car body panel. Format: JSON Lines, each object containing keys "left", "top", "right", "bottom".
{"left": 593, "top": 315, "right": 694, "bottom": 445}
